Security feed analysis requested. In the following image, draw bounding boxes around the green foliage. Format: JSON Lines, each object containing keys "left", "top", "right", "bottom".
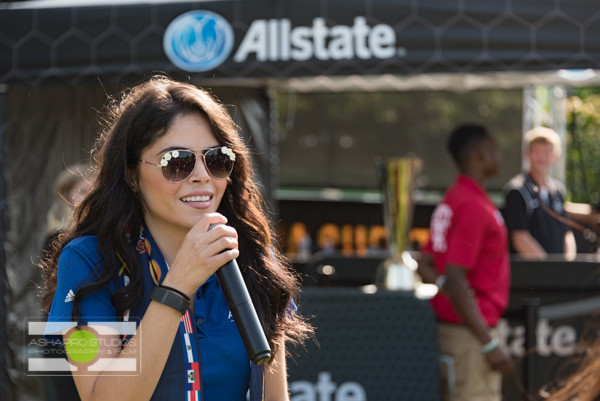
{"left": 566, "top": 89, "right": 600, "bottom": 204}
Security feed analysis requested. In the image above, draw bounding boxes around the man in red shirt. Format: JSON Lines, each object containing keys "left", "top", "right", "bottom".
{"left": 417, "top": 124, "right": 513, "bottom": 401}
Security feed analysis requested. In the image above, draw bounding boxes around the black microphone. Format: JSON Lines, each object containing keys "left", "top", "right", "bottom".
{"left": 208, "top": 224, "right": 272, "bottom": 365}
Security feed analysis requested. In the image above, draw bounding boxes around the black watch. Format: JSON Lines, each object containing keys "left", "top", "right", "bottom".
{"left": 150, "top": 286, "right": 190, "bottom": 315}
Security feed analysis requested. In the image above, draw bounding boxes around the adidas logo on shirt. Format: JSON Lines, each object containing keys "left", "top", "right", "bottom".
{"left": 64, "top": 289, "right": 75, "bottom": 303}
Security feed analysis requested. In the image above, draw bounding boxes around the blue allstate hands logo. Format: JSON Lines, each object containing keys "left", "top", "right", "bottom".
{"left": 164, "top": 10, "right": 234, "bottom": 72}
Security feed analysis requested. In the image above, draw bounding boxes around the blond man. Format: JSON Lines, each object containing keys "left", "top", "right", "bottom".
{"left": 503, "top": 127, "right": 576, "bottom": 259}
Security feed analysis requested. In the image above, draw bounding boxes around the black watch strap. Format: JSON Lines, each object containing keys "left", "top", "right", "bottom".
{"left": 150, "top": 286, "right": 190, "bottom": 315}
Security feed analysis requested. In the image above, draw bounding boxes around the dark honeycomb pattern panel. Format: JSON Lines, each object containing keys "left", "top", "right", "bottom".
{"left": 288, "top": 288, "right": 441, "bottom": 401}
{"left": 0, "top": 0, "right": 599, "bottom": 85}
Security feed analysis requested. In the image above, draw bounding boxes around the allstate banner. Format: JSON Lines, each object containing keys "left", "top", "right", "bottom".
{"left": 1, "top": 0, "right": 600, "bottom": 84}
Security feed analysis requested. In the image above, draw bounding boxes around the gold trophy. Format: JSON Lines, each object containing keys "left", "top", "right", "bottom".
{"left": 376, "top": 157, "right": 420, "bottom": 291}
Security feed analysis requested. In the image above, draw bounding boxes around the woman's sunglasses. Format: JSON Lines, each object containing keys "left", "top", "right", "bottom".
{"left": 140, "top": 146, "right": 236, "bottom": 183}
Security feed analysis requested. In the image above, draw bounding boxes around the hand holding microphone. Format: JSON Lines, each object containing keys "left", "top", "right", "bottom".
{"left": 208, "top": 223, "right": 272, "bottom": 365}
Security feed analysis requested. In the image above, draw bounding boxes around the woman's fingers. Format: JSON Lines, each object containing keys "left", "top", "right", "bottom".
{"left": 164, "top": 214, "right": 239, "bottom": 295}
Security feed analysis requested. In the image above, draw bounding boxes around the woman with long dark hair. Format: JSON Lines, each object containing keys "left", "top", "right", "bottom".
{"left": 41, "top": 75, "right": 311, "bottom": 401}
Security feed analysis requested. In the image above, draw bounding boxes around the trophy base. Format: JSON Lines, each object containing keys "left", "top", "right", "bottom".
{"left": 376, "top": 257, "right": 416, "bottom": 291}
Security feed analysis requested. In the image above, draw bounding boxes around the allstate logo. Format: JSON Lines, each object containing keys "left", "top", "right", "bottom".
{"left": 164, "top": 10, "right": 234, "bottom": 72}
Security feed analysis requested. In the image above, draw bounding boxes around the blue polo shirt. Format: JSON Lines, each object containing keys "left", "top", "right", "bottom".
{"left": 47, "top": 235, "right": 251, "bottom": 400}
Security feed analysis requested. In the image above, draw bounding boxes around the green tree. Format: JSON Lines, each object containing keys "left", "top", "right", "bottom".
{"left": 566, "top": 89, "right": 600, "bottom": 204}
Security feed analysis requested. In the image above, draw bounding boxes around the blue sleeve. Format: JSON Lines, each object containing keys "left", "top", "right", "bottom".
{"left": 46, "top": 237, "right": 117, "bottom": 338}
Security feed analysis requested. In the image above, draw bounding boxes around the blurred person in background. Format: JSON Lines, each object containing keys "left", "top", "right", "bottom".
{"left": 44, "top": 163, "right": 94, "bottom": 248}
{"left": 503, "top": 127, "right": 576, "bottom": 260}
{"left": 417, "top": 124, "right": 513, "bottom": 401}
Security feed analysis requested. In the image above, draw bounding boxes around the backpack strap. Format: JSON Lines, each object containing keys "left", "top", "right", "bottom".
{"left": 515, "top": 173, "right": 540, "bottom": 218}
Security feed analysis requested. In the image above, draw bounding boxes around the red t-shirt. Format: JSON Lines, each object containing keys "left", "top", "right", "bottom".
{"left": 424, "top": 174, "right": 510, "bottom": 327}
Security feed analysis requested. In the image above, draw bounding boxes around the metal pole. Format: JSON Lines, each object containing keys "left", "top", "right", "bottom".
{"left": 0, "top": 84, "right": 7, "bottom": 401}
{"left": 523, "top": 298, "right": 540, "bottom": 400}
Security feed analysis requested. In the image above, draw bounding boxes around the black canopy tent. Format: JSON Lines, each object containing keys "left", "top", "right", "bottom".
{"left": 2, "top": 1, "right": 600, "bottom": 400}
{"left": 2, "top": 0, "right": 600, "bottom": 83}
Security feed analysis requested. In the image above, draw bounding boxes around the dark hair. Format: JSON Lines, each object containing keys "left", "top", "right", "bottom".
{"left": 41, "top": 75, "right": 312, "bottom": 356}
{"left": 446, "top": 124, "right": 490, "bottom": 170}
